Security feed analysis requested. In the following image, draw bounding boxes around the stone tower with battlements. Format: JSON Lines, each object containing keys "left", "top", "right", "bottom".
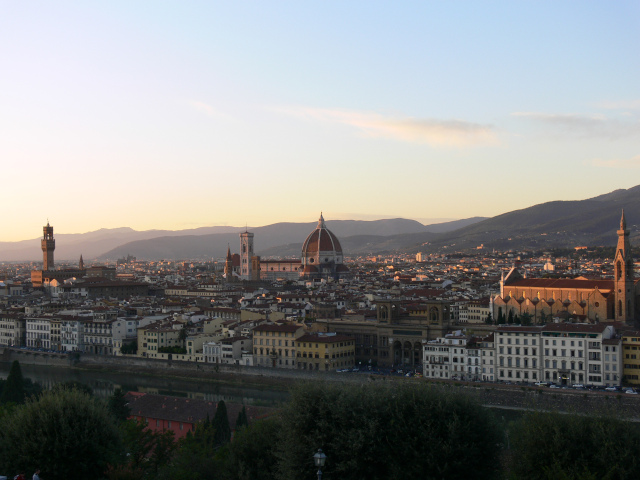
{"left": 41, "top": 222, "right": 55, "bottom": 271}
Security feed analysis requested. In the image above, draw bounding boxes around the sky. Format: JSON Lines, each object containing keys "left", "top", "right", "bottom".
{"left": 1, "top": 1, "right": 639, "bottom": 242}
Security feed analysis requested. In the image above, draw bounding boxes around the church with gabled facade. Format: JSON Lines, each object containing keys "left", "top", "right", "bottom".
{"left": 493, "top": 211, "right": 639, "bottom": 324}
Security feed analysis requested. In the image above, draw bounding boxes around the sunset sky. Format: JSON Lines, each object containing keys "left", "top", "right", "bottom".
{"left": 1, "top": 1, "right": 639, "bottom": 241}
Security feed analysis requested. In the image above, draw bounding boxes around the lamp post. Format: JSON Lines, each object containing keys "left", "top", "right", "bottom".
{"left": 313, "top": 448, "right": 326, "bottom": 480}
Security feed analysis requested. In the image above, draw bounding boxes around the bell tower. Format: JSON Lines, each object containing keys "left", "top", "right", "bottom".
{"left": 240, "top": 230, "right": 254, "bottom": 280}
{"left": 614, "top": 210, "right": 634, "bottom": 322}
{"left": 41, "top": 222, "right": 55, "bottom": 271}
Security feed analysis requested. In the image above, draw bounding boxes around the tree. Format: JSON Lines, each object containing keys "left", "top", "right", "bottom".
{"left": 485, "top": 313, "right": 493, "bottom": 325}
{"left": 213, "top": 400, "right": 231, "bottom": 446}
{"left": 509, "top": 411, "right": 640, "bottom": 479}
{"left": 220, "top": 417, "right": 281, "bottom": 480}
{"left": 52, "top": 380, "right": 93, "bottom": 396}
{"left": 120, "top": 341, "right": 138, "bottom": 355}
{"left": 539, "top": 311, "right": 547, "bottom": 325}
{"left": 276, "top": 382, "right": 502, "bottom": 480}
{"left": 108, "top": 388, "right": 131, "bottom": 423}
{"left": 178, "top": 324, "right": 188, "bottom": 350}
{"left": 507, "top": 310, "right": 514, "bottom": 325}
{"left": 235, "top": 406, "right": 248, "bottom": 431}
{"left": 520, "top": 312, "right": 533, "bottom": 326}
{"left": 0, "top": 388, "right": 122, "bottom": 480}
{"left": 0, "top": 360, "right": 25, "bottom": 405}
{"left": 156, "top": 416, "right": 221, "bottom": 480}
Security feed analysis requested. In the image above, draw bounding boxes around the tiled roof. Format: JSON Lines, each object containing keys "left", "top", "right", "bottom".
{"left": 124, "top": 392, "right": 273, "bottom": 428}
{"left": 506, "top": 278, "right": 613, "bottom": 290}
{"left": 542, "top": 323, "right": 609, "bottom": 334}
{"left": 296, "top": 334, "right": 355, "bottom": 343}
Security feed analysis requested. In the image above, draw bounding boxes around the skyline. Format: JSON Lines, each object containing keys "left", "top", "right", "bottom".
{"left": 1, "top": 1, "right": 639, "bottom": 242}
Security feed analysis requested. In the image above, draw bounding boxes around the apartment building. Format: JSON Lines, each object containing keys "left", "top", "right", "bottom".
{"left": 423, "top": 334, "right": 468, "bottom": 380}
{"left": 60, "top": 317, "right": 84, "bottom": 352}
{"left": 26, "top": 317, "right": 51, "bottom": 349}
{"left": 495, "top": 326, "right": 543, "bottom": 383}
{"left": 0, "top": 313, "right": 25, "bottom": 347}
{"left": 296, "top": 333, "right": 355, "bottom": 371}
{"left": 622, "top": 331, "right": 640, "bottom": 385}
{"left": 252, "top": 324, "right": 304, "bottom": 368}
{"left": 83, "top": 318, "right": 116, "bottom": 355}
{"left": 541, "top": 324, "right": 616, "bottom": 387}
{"left": 478, "top": 333, "right": 495, "bottom": 382}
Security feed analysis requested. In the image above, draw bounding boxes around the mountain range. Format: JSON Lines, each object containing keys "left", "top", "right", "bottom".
{"left": 1, "top": 185, "right": 638, "bottom": 262}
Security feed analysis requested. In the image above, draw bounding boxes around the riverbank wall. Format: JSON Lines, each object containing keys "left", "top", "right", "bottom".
{"left": 2, "top": 348, "right": 639, "bottom": 419}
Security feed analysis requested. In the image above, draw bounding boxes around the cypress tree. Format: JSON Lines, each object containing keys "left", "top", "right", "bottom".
{"left": 0, "top": 360, "right": 25, "bottom": 405}
{"left": 212, "top": 400, "right": 231, "bottom": 446}
{"left": 107, "top": 388, "right": 130, "bottom": 423}
{"left": 235, "top": 405, "right": 248, "bottom": 430}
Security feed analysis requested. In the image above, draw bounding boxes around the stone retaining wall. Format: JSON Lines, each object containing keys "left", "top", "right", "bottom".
{"left": 3, "top": 348, "right": 638, "bottom": 418}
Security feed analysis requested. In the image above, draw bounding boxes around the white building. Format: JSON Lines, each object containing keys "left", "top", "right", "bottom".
{"left": 496, "top": 326, "right": 543, "bottom": 383}
{"left": 423, "top": 333, "right": 468, "bottom": 380}
{"left": 479, "top": 333, "right": 495, "bottom": 382}
{"left": 495, "top": 323, "right": 620, "bottom": 387}
{"left": 26, "top": 317, "right": 51, "bottom": 349}
{"left": 112, "top": 317, "right": 139, "bottom": 355}
{"left": 83, "top": 318, "right": 115, "bottom": 355}
{"left": 61, "top": 318, "right": 84, "bottom": 352}
{"left": 603, "top": 338, "right": 623, "bottom": 386}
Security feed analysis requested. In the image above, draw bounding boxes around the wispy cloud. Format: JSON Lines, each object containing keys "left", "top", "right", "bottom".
{"left": 512, "top": 111, "right": 639, "bottom": 139}
{"left": 595, "top": 99, "right": 640, "bottom": 110}
{"left": 187, "top": 100, "right": 226, "bottom": 118}
{"left": 276, "top": 106, "right": 498, "bottom": 147}
{"left": 592, "top": 154, "right": 640, "bottom": 169}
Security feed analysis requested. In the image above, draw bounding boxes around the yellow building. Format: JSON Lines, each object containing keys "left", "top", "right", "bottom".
{"left": 296, "top": 333, "right": 355, "bottom": 371}
{"left": 137, "top": 321, "right": 183, "bottom": 358}
{"left": 622, "top": 331, "right": 640, "bottom": 385}
{"left": 252, "top": 323, "right": 305, "bottom": 368}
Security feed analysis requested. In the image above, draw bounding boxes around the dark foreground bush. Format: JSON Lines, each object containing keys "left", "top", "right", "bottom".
{"left": 276, "top": 382, "right": 502, "bottom": 480}
{"left": 509, "top": 411, "right": 640, "bottom": 479}
{"left": 0, "top": 388, "right": 121, "bottom": 480}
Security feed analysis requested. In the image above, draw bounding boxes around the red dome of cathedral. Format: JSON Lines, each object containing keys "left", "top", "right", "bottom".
{"left": 301, "top": 214, "right": 348, "bottom": 280}
{"left": 302, "top": 215, "right": 343, "bottom": 255}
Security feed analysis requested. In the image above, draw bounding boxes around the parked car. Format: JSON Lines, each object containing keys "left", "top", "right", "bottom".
{"left": 549, "top": 384, "right": 560, "bottom": 389}
{"left": 604, "top": 386, "right": 618, "bottom": 392}
{"left": 625, "top": 389, "right": 638, "bottom": 395}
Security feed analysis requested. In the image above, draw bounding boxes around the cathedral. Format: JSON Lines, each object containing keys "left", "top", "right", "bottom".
{"left": 225, "top": 213, "right": 349, "bottom": 283}
{"left": 493, "top": 211, "right": 638, "bottom": 324}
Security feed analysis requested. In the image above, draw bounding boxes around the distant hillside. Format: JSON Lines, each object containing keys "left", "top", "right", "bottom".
{"left": 402, "top": 185, "right": 640, "bottom": 253}
{"left": 6, "top": 184, "right": 638, "bottom": 261}
{"left": 95, "top": 218, "right": 443, "bottom": 261}
{"left": 0, "top": 226, "right": 245, "bottom": 262}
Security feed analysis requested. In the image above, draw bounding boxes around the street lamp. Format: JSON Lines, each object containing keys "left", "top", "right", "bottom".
{"left": 313, "top": 449, "right": 327, "bottom": 480}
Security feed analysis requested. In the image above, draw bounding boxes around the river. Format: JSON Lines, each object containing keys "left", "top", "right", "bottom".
{"left": 0, "top": 362, "right": 290, "bottom": 407}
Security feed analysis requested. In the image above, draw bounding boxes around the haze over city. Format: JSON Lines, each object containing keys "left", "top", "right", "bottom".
{"left": 1, "top": 1, "right": 638, "bottom": 242}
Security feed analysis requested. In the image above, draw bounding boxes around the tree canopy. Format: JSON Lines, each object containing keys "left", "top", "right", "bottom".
{"left": 0, "top": 388, "right": 122, "bottom": 480}
{"left": 276, "top": 382, "right": 502, "bottom": 480}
